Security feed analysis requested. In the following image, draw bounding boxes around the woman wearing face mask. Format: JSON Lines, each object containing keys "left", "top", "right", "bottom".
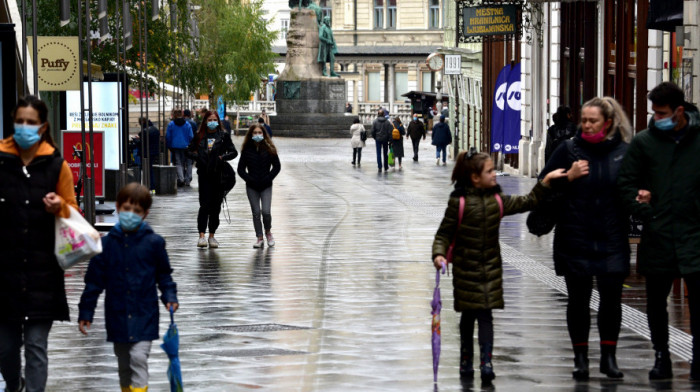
{"left": 237, "top": 124, "right": 281, "bottom": 248}
{"left": 0, "top": 96, "right": 78, "bottom": 391}
{"left": 539, "top": 97, "right": 633, "bottom": 381}
{"left": 187, "top": 110, "right": 238, "bottom": 248}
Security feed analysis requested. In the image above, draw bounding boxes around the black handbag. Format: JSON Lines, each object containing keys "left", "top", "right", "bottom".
{"left": 220, "top": 161, "right": 236, "bottom": 198}
{"left": 527, "top": 139, "right": 579, "bottom": 236}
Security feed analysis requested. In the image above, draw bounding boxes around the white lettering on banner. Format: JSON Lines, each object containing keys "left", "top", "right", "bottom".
{"left": 506, "top": 81, "right": 522, "bottom": 111}
{"left": 504, "top": 144, "right": 512, "bottom": 152}
{"left": 495, "top": 83, "right": 508, "bottom": 111}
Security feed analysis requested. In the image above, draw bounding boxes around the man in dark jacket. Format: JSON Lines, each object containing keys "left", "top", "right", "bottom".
{"left": 138, "top": 118, "right": 161, "bottom": 191}
{"left": 618, "top": 82, "right": 700, "bottom": 381}
{"left": 545, "top": 106, "right": 577, "bottom": 163}
{"left": 183, "top": 109, "right": 198, "bottom": 133}
{"left": 166, "top": 109, "right": 194, "bottom": 187}
{"left": 432, "top": 115, "right": 452, "bottom": 165}
{"left": 258, "top": 117, "right": 273, "bottom": 137}
{"left": 407, "top": 114, "right": 426, "bottom": 161}
{"left": 371, "top": 109, "right": 393, "bottom": 172}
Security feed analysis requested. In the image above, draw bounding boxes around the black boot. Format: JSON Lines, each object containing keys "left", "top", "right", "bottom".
{"left": 480, "top": 345, "right": 496, "bottom": 384}
{"left": 460, "top": 356, "right": 474, "bottom": 379}
{"left": 572, "top": 345, "right": 589, "bottom": 381}
{"left": 600, "top": 344, "right": 624, "bottom": 379}
{"left": 649, "top": 350, "right": 673, "bottom": 380}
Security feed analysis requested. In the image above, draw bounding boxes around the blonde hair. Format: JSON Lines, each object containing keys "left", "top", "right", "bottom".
{"left": 582, "top": 96, "right": 633, "bottom": 143}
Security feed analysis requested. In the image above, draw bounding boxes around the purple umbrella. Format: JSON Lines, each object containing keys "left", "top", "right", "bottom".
{"left": 431, "top": 263, "right": 447, "bottom": 383}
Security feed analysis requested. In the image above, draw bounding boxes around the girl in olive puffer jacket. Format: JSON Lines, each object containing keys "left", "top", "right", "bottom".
{"left": 432, "top": 149, "right": 567, "bottom": 383}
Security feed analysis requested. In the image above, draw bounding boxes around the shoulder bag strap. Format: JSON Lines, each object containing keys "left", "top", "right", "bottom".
{"left": 494, "top": 193, "right": 504, "bottom": 220}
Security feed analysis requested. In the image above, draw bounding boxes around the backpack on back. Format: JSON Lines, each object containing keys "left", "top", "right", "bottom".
{"left": 392, "top": 125, "right": 401, "bottom": 140}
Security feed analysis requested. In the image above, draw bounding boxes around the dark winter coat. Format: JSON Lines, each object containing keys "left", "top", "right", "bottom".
{"left": 407, "top": 119, "right": 426, "bottom": 140}
{"left": 371, "top": 116, "right": 393, "bottom": 143}
{"left": 166, "top": 118, "right": 193, "bottom": 150}
{"left": 540, "top": 133, "right": 630, "bottom": 277}
{"left": 0, "top": 141, "right": 73, "bottom": 322}
{"left": 139, "top": 124, "right": 161, "bottom": 161}
{"left": 544, "top": 121, "right": 577, "bottom": 162}
{"left": 187, "top": 129, "right": 238, "bottom": 177}
{"left": 78, "top": 223, "right": 178, "bottom": 343}
{"left": 432, "top": 121, "right": 452, "bottom": 146}
{"left": 432, "top": 182, "right": 549, "bottom": 311}
{"left": 237, "top": 141, "right": 281, "bottom": 192}
{"left": 617, "top": 107, "right": 700, "bottom": 276}
{"left": 390, "top": 121, "right": 406, "bottom": 158}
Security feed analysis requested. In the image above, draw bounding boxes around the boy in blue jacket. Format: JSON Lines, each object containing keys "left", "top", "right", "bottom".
{"left": 78, "top": 183, "right": 178, "bottom": 392}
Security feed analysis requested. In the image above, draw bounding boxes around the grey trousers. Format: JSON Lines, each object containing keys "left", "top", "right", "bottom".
{"left": 113, "top": 341, "right": 152, "bottom": 388}
{"left": 246, "top": 185, "right": 272, "bottom": 237}
{"left": 0, "top": 320, "right": 53, "bottom": 392}
{"left": 170, "top": 148, "right": 192, "bottom": 183}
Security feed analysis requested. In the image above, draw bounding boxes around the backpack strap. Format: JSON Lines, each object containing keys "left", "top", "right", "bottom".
{"left": 494, "top": 193, "right": 504, "bottom": 220}
{"left": 458, "top": 196, "right": 465, "bottom": 226}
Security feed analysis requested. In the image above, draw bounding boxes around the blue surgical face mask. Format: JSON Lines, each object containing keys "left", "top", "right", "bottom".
{"left": 207, "top": 121, "right": 219, "bottom": 130}
{"left": 13, "top": 123, "right": 42, "bottom": 150}
{"left": 655, "top": 115, "right": 677, "bottom": 131}
{"left": 119, "top": 211, "right": 143, "bottom": 232}
{"left": 413, "top": 117, "right": 417, "bottom": 121}
{"left": 252, "top": 134, "right": 264, "bottom": 142}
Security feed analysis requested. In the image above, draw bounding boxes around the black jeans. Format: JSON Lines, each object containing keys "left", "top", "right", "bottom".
{"left": 352, "top": 148, "right": 362, "bottom": 164}
{"left": 564, "top": 273, "right": 625, "bottom": 345}
{"left": 411, "top": 137, "right": 420, "bottom": 160}
{"left": 459, "top": 309, "right": 494, "bottom": 359}
{"left": 646, "top": 272, "right": 700, "bottom": 357}
{"left": 197, "top": 174, "right": 223, "bottom": 234}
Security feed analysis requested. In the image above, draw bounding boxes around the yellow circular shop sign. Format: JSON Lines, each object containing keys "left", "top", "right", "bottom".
{"left": 36, "top": 37, "right": 80, "bottom": 91}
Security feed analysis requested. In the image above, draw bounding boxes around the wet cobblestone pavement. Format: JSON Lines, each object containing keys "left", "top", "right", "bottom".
{"left": 6, "top": 137, "right": 699, "bottom": 391}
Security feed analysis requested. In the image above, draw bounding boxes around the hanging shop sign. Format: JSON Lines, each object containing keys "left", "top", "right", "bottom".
{"left": 462, "top": 5, "right": 518, "bottom": 37}
{"left": 28, "top": 36, "right": 80, "bottom": 91}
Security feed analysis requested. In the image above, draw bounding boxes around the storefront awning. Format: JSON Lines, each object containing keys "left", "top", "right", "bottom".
{"left": 647, "top": 0, "right": 682, "bottom": 32}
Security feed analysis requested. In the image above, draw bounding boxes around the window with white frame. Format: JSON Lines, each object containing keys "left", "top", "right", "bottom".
{"left": 374, "top": 0, "right": 384, "bottom": 29}
{"left": 395, "top": 71, "right": 408, "bottom": 100}
{"left": 280, "top": 19, "right": 289, "bottom": 40}
{"left": 429, "top": 0, "right": 440, "bottom": 29}
{"left": 319, "top": 0, "right": 332, "bottom": 22}
{"left": 368, "top": 72, "right": 381, "bottom": 101}
{"left": 387, "top": 0, "right": 397, "bottom": 29}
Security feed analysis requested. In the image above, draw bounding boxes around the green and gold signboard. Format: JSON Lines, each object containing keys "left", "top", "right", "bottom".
{"left": 462, "top": 5, "right": 518, "bottom": 37}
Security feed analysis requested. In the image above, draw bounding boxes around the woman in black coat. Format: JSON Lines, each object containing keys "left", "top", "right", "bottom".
{"left": 391, "top": 117, "right": 406, "bottom": 169}
{"left": 237, "top": 124, "right": 281, "bottom": 248}
{"left": 187, "top": 110, "right": 238, "bottom": 248}
{"left": 539, "top": 97, "right": 632, "bottom": 381}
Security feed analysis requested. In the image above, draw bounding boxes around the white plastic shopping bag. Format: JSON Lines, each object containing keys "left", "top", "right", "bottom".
{"left": 54, "top": 207, "right": 102, "bottom": 270}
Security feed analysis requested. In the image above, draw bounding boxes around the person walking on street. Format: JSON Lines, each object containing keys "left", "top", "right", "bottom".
{"left": 183, "top": 109, "right": 197, "bottom": 132}
{"left": 350, "top": 118, "right": 365, "bottom": 166}
{"left": 540, "top": 96, "right": 633, "bottom": 381}
{"left": 237, "top": 124, "right": 281, "bottom": 249}
{"left": 138, "top": 117, "right": 160, "bottom": 192}
{"left": 371, "top": 109, "right": 393, "bottom": 172}
{"left": 432, "top": 149, "right": 566, "bottom": 383}
{"left": 258, "top": 117, "right": 273, "bottom": 137}
{"left": 391, "top": 117, "right": 406, "bottom": 170}
{"left": 166, "top": 109, "right": 194, "bottom": 187}
{"left": 432, "top": 115, "right": 452, "bottom": 165}
{"left": 187, "top": 111, "right": 238, "bottom": 248}
{"left": 0, "top": 96, "right": 78, "bottom": 392}
{"left": 259, "top": 108, "right": 270, "bottom": 126}
{"left": 618, "top": 82, "right": 700, "bottom": 381}
{"left": 545, "top": 106, "right": 577, "bottom": 163}
{"left": 407, "top": 114, "right": 426, "bottom": 161}
{"left": 78, "top": 183, "right": 178, "bottom": 392}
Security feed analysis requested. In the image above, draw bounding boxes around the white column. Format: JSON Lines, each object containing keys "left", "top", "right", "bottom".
{"left": 388, "top": 63, "right": 396, "bottom": 115}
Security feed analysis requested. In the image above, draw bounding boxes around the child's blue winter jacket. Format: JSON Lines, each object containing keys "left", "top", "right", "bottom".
{"left": 78, "top": 222, "right": 177, "bottom": 343}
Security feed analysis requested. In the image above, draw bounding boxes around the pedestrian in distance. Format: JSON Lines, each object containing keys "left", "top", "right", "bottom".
{"left": 350, "top": 118, "right": 365, "bottom": 166}
{"left": 187, "top": 110, "right": 238, "bottom": 248}
{"left": 259, "top": 108, "right": 270, "bottom": 126}
{"left": 222, "top": 115, "right": 233, "bottom": 135}
{"left": 78, "top": 183, "right": 178, "bottom": 392}
{"left": 544, "top": 106, "right": 577, "bottom": 163}
{"left": 166, "top": 109, "right": 194, "bottom": 187}
{"left": 258, "top": 117, "right": 273, "bottom": 137}
{"left": 432, "top": 115, "right": 452, "bottom": 165}
{"left": 539, "top": 96, "right": 633, "bottom": 381}
{"left": 237, "top": 124, "right": 281, "bottom": 249}
{"left": 345, "top": 102, "right": 353, "bottom": 113}
{"left": 138, "top": 117, "right": 160, "bottom": 192}
{"left": 407, "top": 114, "right": 426, "bottom": 162}
{"left": 0, "top": 96, "right": 79, "bottom": 392}
{"left": 618, "top": 81, "right": 700, "bottom": 381}
{"left": 371, "top": 109, "right": 393, "bottom": 172}
{"left": 391, "top": 117, "right": 406, "bottom": 170}
{"left": 432, "top": 148, "right": 567, "bottom": 383}
{"left": 183, "top": 109, "right": 198, "bottom": 133}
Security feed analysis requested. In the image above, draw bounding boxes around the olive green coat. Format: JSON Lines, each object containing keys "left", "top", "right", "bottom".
{"left": 617, "top": 108, "right": 700, "bottom": 276}
{"left": 432, "top": 182, "right": 549, "bottom": 311}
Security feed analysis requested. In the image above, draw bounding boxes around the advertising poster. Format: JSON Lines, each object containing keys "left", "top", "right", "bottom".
{"left": 65, "top": 82, "right": 121, "bottom": 170}
{"left": 490, "top": 63, "right": 521, "bottom": 153}
{"left": 61, "top": 131, "right": 104, "bottom": 198}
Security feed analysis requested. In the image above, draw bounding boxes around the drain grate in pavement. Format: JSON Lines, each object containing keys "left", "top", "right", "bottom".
{"left": 207, "top": 348, "right": 308, "bottom": 357}
{"left": 211, "top": 324, "right": 310, "bottom": 333}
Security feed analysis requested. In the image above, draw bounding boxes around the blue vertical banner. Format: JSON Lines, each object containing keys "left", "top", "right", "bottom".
{"left": 490, "top": 65, "right": 510, "bottom": 152}
{"left": 503, "top": 63, "right": 521, "bottom": 153}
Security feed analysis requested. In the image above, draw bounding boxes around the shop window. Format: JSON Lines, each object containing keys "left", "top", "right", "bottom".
{"left": 395, "top": 71, "right": 408, "bottom": 99}
{"left": 368, "top": 72, "right": 381, "bottom": 101}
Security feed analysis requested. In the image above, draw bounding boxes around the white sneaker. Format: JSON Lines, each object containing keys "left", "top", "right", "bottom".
{"left": 253, "top": 238, "right": 265, "bottom": 248}
{"left": 436, "top": 158, "right": 440, "bottom": 165}
{"left": 266, "top": 233, "right": 275, "bottom": 247}
{"left": 197, "top": 237, "right": 207, "bottom": 248}
{"left": 208, "top": 237, "right": 219, "bottom": 248}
